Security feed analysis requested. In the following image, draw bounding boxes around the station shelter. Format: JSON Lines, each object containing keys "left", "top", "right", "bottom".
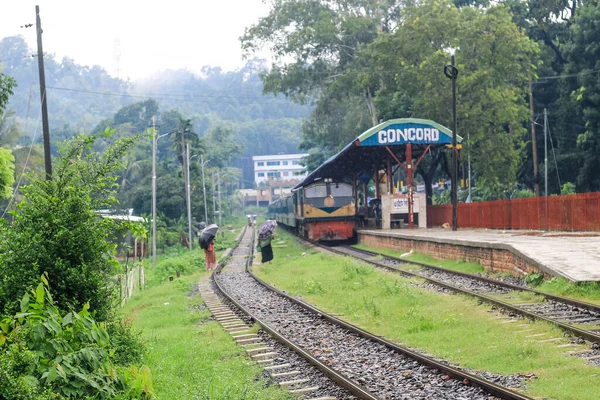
{"left": 297, "top": 118, "right": 462, "bottom": 229}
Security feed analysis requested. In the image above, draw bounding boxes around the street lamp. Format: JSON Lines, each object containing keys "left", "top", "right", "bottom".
{"left": 444, "top": 49, "right": 459, "bottom": 231}
{"left": 151, "top": 117, "right": 176, "bottom": 269}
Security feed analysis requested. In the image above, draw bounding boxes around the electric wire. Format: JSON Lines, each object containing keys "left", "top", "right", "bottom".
{"left": 1, "top": 90, "right": 41, "bottom": 219}
{"left": 547, "top": 120, "right": 561, "bottom": 189}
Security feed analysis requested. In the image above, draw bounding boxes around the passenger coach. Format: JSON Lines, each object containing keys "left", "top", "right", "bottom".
{"left": 269, "top": 179, "right": 356, "bottom": 241}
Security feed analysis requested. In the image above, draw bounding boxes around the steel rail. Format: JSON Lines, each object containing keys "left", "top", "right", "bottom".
{"left": 313, "top": 240, "right": 600, "bottom": 344}
{"left": 244, "top": 241, "right": 534, "bottom": 400}
{"left": 212, "top": 228, "right": 381, "bottom": 400}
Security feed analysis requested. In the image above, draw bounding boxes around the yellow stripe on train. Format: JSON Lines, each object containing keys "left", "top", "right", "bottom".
{"left": 302, "top": 203, "right": 355, "bottom": 219}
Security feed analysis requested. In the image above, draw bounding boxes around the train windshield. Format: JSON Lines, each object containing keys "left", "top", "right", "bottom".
{"left": 305, "top": 184, "right": 327, "bottom": 198}
{"left": 331, "top": 183, "right": 352, "bottom": 197}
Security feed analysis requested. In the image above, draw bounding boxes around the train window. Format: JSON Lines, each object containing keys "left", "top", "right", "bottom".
{"left": 331, "top": 183, "right": 352, "bottom": 197}
{"left": 305, "top": 184, "right": 327, "bottom": 198}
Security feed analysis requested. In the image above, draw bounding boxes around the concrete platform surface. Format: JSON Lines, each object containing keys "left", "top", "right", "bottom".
{"left": 360, "top": 228, "right": 600, "bottom": 282}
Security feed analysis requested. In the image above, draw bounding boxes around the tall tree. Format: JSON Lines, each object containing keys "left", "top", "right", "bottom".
{"left": 241, "top": 0, "right": 400, "bottom": 125}
{"left": 563, "top": 2, "right": 600, "bottom": 191}
{"left": 359, "top": 0, "right": 539, "bottom": 198}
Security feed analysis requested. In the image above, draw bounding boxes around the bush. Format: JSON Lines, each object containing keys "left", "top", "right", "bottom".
{"left": 106, "top": 321, "right": 145, "bottom": 366}
{"left": 0, "top": 131, "right": 139, "bottom": 321}
{"left": 0, "top": 276, "right": 153, "bottom": 399}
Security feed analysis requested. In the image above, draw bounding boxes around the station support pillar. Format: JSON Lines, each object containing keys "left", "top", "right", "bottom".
{"left": 406, "top": 143, "right": 414, "bottom": 229}
{"left": 387, "top": 156, "right": 393, "bottom": 194}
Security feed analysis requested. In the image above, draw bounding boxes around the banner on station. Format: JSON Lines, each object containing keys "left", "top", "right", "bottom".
{"left": 357, "top": 118, "right": 461, "bottom": 147}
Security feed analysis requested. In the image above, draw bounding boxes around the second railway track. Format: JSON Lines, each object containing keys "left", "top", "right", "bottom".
{"left": 213, "top": 228, "right": 534, "bottom": 400}
{"left": 325, "top": 243, "right": 600, "bottom": 344}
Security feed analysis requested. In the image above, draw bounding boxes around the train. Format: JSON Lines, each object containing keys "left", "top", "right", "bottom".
{"left": 268, "top": 179, "right": 356, "bottom": 241}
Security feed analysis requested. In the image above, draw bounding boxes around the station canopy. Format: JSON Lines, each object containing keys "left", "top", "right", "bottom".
{"left": 294, "top": 118, "right": 462, "bottom": 189}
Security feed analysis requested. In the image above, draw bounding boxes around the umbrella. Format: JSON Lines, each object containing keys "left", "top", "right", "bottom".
{"left": 199, "top": 224, "right": 218, "bottom": 249}
{"left": 259, "top": 220, "right": 277, "bottom": 239}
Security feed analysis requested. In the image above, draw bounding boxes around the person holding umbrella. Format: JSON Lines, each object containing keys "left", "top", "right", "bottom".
{"left": 258, "top": 220, "right": 277, "bottom": 264}
{"left": 199, "top": 224, "right": 218, "bottom": 272}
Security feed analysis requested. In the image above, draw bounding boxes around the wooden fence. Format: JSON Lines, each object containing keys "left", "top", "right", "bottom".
{"left": 115, "top": 265, "right": 145, "bottom": 307}
{"left": 427, "top": 192, "right": 600, "bottom": 231}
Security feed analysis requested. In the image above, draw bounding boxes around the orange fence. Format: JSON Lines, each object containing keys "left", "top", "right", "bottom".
{"left": 427, "top": 192, "right": 600, "bottom": 231}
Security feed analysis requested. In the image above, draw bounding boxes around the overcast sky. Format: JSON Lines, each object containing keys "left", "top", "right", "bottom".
{"left": 0, "top": 0, "right": 271, "bottom": 80}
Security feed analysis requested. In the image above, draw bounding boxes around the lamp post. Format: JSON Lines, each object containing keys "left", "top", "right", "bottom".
{"left": 444, "top": 52, "right": 459, "bottom": 231}
{"left": 151, "top": 118, "right": 176, "bottom": 268}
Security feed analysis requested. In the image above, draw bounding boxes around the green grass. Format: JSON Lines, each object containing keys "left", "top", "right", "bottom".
{"left": 121, "top": 271, "right": 292, "bottom": 400}
{"left": 256, "top": 230, "right": 600, "bottom": 400}
{"left": 535, "top": 278, "right": 600, "bottom": 306}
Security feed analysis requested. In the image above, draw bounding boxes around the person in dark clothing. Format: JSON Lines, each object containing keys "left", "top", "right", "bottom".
{"left": 258, "top": 220, "right": 277, "bottom": 263}
{"left": 357, "top": 202, "right": 366, "bottom": 227}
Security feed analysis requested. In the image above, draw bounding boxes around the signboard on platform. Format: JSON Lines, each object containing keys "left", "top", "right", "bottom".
{"left": 357, "top": 118, "right": 459, "bottom": 147}
{"left": 391, "top": 194, "right": 419, "bottom": 213}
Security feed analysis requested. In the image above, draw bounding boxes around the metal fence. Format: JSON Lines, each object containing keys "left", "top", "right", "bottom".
{"left": 427, "top": 192, "right": 600, "bottom": 231}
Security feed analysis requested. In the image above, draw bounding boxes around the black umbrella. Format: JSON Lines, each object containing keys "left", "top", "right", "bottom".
{"left": 199, "top": 224, "right": 218, "bottom": 249}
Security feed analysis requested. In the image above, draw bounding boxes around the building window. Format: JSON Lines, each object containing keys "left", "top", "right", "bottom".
{"left": 267, "top": 161, "right": 280, "bottom": 166}
{"left": 267, "top": 172, "right": 281, "bottom": 178}
{"left": 257, "top": 162, "right": 264, "bottom": 167}
{"left": 283, "top": 172, "right": 289, "bottom": 176}
{"left": 258, "top": 172, "right": 264, "bottom": 177}
{"left": 283, "top": 161, "right": 288, "bottom": 166}
{"left": 292, "top": 160, "right": 299, "bottom": 165}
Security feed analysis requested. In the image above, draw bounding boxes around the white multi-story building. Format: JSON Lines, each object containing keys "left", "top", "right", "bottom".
{"left": 253, "top": 154, "right": 308, "bottom": 184}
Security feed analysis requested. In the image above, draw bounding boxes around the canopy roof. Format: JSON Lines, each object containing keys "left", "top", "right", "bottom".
{"left": 294, "top": 118, "right": 461, "bottom": 189}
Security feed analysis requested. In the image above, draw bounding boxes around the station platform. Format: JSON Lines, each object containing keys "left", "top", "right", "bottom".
{"left": 357, "top": 228, "right": 600, "bottom": 282}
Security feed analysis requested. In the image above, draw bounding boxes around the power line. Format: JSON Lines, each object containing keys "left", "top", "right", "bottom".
{"left": 2, "top": 92, "right": 41, "bottom": 219}
{"left": 45, "top": 85, "right": 293, "bottom": 104}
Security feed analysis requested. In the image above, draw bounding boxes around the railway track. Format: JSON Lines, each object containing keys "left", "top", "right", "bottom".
{"left": 211, "top": 228, "right": 534, "bottom": 400}
{"left": 200, "top": 228, "right": 357, "bottom": 400}
{"left": 324, "top": 244, "right": 600, "bottom": 346}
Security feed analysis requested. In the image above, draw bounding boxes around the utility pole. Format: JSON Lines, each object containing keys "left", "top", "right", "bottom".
{"left": 201, "top": 154, "right": 208, "bottom": 224}
{"left": 444, "top": 54, "right": 459, "bottom": 231}
{"left": 35, "top": 5, "right": 52, "bottom": 179}
{"left": 217, "top": 170, "right": 222, "bottom": 227}
{"left": 151, "top": 117, "right": 157, "bottom": 269}
{"left": 529, "top": 80, "right": 540, "bottom": 196}
{"left": 185, "top": 144, "right": 193, "bottom": 250}
{"left": 544, "top": 108, "right": 548, "bottom": 197}
{"left": 212, "top": 172, "right": 216, "bottom": 224}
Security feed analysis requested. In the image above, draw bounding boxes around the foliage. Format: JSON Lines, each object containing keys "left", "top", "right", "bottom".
{"left": 560, "top": 181, "right": 576, "bottom": 195}
{"left": 0, "top": 276, "right": 153, "bottom": 399}
{"left": 513, "top": 189, "right": 535, "bottom": 198}
{"left": 525, "top": 271, "right": 545, "bottom": 287}
{"left": 0, "top": 147, "right": 15, "bottom": 199}
{"left": 561, "top": 3, "right": 600, "bottom": 191}
{"left": 0, "top": 71, "right": 16, "bottom": 116}
{"left": 0, "top": 130, "right": 139, "bottom": 320}
{"left": 106, "top": 321, "right": 145, "bottom": 366}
